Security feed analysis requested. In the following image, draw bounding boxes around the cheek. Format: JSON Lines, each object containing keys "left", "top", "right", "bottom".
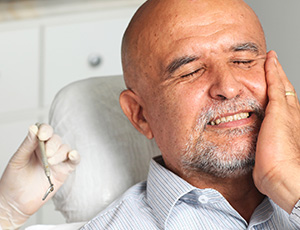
{"left": 241, "top": 68, "right": 268, "bottom": 108}
{"left": 147, "top": 85, "right": 206, "bottom": 150}
{"left": 164, "top": 84, "right": 205, "bottom": 124}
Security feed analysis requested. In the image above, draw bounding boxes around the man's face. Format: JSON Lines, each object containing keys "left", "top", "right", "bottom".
{"left": 132, "top": 0, "right": 268, "bottom": 178}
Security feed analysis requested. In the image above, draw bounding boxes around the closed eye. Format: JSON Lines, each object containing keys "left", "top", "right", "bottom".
{"left": 181, "top": 68, "right": 205, "bottom": 78}
{"left": 232, "top": 60, "right": 255, "bottom": 68}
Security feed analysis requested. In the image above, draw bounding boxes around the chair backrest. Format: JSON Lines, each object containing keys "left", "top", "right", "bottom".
{"left": 49, "top": 76, "right": 160, "bottom": 222}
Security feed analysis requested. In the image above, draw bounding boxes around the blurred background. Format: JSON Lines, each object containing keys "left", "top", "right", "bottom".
{"left": 0, "top": 0, "right": 299, "bottom": 228}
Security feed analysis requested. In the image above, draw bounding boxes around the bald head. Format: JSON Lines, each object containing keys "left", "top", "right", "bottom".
{"left": 120, "top": 0, "right": 268, "bottom": 177}
{"left": 121, "top": 0, "right": 265, "bottom": 93}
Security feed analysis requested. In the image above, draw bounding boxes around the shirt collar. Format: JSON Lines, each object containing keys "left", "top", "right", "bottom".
{"left": 249, "top": 197, "right": 275, "bottom": 227}
{"left": 145, "top": 156, "right": 276, "bottom": 228}
{"left": 146, "top": 156, "right": 195, "bottom": 227}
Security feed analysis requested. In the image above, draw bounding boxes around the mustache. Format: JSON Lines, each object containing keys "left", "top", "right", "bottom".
{"left": 195, "top": 97, "right": 265, "bottom": 129}
{"left": 182, "top": 97, "right": 265, "bottom": 178}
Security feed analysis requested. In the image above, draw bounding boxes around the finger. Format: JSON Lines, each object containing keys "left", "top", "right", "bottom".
{"left": 36, "top": 123, "right": 53, "bottom": 141}
{"left": 68, "top": 150, "right": 81, "bottom": 166}
{"left": 273, "top": 52, "right": 295, "bottom": 91}
{"left": 268, "top": 51, "right": 298, "bottom": 105}
{"left": 63, "top": 150, "right": 81, "bottom": 172}
{"left": 48, "top": 144, "right": 71, "bottom": 165}
{"left": 265, "top": 50, "right": 286, "bottom": 104}
{"left": 44, "top": 134, "right": 62, "bottom": 158}
{"left": 273, "top": 53, "right": 298, "bottom": 104}
{"left": 285, "top": 90, "right": 299, "bottom": 107}
{"left": 14, "top": 125, "right": 39, "bottom": 161}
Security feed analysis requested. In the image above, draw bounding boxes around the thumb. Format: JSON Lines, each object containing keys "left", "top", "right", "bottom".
{"left": 14, "top": 125, "right": 39, "bottom": 162}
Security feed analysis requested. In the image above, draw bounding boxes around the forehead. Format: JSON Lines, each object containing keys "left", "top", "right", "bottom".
{"left": 162, "top": 24, "right": 265, "bottom": 69}
{"left": 137, "top": 0, "right": 265, "bottom": 69}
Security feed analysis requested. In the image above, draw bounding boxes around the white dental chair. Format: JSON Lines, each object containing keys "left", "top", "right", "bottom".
{"left": 49, "top": 75, "right": 160, "bottom": 223}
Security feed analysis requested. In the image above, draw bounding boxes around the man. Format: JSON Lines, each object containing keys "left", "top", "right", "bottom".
{"left": 1, "top": 0, "right": 300, "bottom": 229}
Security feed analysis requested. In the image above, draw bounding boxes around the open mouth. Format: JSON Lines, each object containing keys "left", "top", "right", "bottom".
{"left": 208, "top": 112, "right": 251, "bottom": 126}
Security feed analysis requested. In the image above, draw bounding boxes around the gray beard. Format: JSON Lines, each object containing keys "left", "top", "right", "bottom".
{"left": 181, "top": 98, "right": 264, "bottom": 178}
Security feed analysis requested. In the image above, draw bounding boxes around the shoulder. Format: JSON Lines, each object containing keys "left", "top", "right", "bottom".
{"left": 81, "top": 181, "right": 160, "bottom": 230}
{"left": 270, "top": 199, "right": 300, "bottom": 229}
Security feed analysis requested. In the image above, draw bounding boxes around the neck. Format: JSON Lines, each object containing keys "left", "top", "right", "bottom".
{"left": 182, "top": 171, "right": 265, "bottom": 223}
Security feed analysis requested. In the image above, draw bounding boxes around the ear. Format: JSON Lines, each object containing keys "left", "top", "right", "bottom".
{"left": 119, "top": 89, "right": 154, "bottom": 139}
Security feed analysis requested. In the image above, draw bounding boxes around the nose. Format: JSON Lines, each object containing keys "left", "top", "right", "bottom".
{"left": 209, "top": 65, "right": 243, "bottom": 100}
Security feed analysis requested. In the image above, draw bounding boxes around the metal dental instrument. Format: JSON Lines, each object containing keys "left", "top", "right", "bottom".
{"left": 36, "top": 123, "right": 54, "bottom": 201}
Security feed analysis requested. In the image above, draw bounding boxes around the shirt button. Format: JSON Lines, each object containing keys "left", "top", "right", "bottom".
{"left": 198, "top": 195, "right": 209, "bottom": 204}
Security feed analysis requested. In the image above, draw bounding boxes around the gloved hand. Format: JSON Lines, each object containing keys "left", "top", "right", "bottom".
{"left": 0, "top": 124, "right": 80, "bottom": 229}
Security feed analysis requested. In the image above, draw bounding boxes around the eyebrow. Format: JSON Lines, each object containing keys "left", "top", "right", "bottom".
{"left": 230, "top": 42, "right": 260, "bottom": 54}
{"left": 166, "top": 56, "right": 199, "bottom": 74}
{"left": 166, "top": 42, "right": 260, "bottom": 74}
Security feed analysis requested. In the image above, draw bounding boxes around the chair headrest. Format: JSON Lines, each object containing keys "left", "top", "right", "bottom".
{"left": 49, "top": 76, "right": 160, "bottom": 222}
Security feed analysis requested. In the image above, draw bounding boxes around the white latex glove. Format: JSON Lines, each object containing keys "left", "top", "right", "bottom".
{"left": 0, "top": 124, "right": 80, "bottom": 229}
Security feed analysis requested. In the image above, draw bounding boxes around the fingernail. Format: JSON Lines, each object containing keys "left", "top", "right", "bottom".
{"left": 29, "top": 125, "right": 38, "bottom": 136}
{"left": 38, "top": 132, "right": 48, "bottom": 141}
{"left": 274, "top": 57, "right": 277, "bottom": 66}
{"left": 69, "top": 150, "right": 80, "bottom": 164}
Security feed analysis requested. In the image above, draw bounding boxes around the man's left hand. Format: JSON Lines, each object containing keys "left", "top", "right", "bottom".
{"left": 253, "top": 50, "right": 300, "bottom": 213}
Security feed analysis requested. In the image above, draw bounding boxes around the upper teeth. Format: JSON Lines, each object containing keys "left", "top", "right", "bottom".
{"left": 209, "top": 112, "right": 250, "bottom": 125}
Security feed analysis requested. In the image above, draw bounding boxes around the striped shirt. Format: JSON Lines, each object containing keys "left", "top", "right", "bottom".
{"left": 81, "top": 156, "right": 300, "bottom": 230}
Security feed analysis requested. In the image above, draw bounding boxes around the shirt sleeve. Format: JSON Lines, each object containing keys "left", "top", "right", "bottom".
{"left": 289, "top": 199, "right": 300, "bottom": 227}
